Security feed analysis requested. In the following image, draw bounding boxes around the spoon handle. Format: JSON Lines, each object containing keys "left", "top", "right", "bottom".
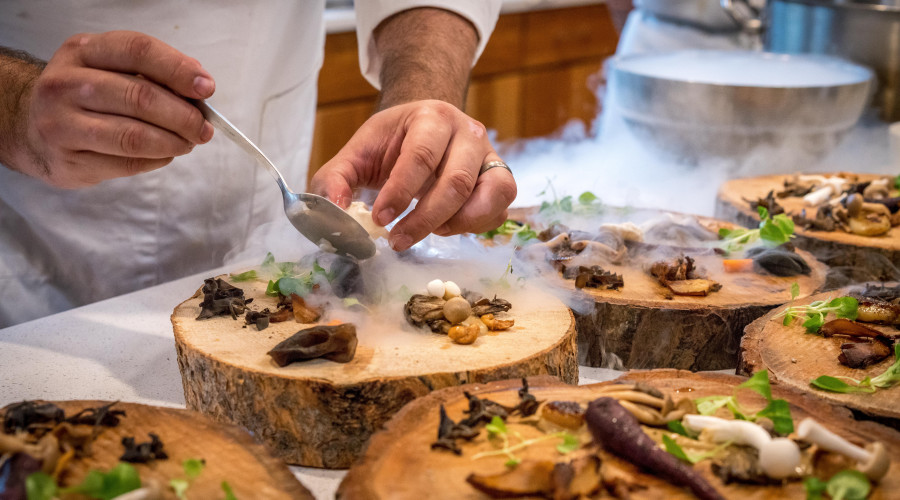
{"left": 194, "top": 100, "right": 293, "bottom": 195}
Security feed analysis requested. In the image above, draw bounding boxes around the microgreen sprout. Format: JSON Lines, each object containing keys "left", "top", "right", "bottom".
{"left": 718, "top": 206, "right": 795, "bottom": 255}
{"left": 537, "top": 180, "right": 604, "bottom": 217}
{"left": 694, "top": 370, "right": 794, "bottom": 434}
{"left": 774, "top": 294, "right": 858, "bottom": 333}
{"left": 805, "top": 469, "right": 871, "bottom": 500}
{"left": 471, "top": 416, "right": 580, "bottom": 467}
{"left": 479, "top": 219, "right": 538, "bottom": 243}
{"left": 662, "top": 435, "right": 732, "bottom": 465}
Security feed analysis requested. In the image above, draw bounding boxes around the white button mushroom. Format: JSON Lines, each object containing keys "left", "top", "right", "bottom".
{"left": 796, "top": 418, "right": 890, "bottom": 481}
{"left": 443, "top": 280, "right": 461, "bottom": 299}
{"left": 426, "top": 279, "right": 445, "bottom": 298}
{"left": 683, "top": 415, "right": 801, "bottom": 480}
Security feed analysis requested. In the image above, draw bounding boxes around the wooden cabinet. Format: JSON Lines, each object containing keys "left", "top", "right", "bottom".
{"left": 309, "top": 3, "right": 619, "bottom": 183}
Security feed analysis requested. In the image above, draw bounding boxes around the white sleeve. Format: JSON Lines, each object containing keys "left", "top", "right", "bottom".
{"left": 354, "top": 0, "right": 502, "bottom": 89}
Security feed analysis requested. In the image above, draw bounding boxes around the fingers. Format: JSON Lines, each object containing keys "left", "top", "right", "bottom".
{"left": 385, "top": 122, "right": 486, "bottom": 249}
{"left": 309, "top": 158, "right": 359, "bottom": 209}
{"left": 433, "top": 159, "right": 517, "bottom": 236}
{"left": 71, "top": 68, "right": 212, "bottom": 146}
{"left": 372, "top": 107, "right": 453, "bottom": 227}
{"left": 43, "top": 150, "right": 173, "bottom": 189}
{"left": 71, "top": 31, "right": 215, "bottom": 100}
{"left": 21, "top": 31, "right": 216, "bottom": 186}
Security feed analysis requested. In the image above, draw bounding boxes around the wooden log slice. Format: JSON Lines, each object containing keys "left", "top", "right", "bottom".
{"left": 715, "top": 173, "right": 900, "bottom": 286}
{"left": 1, "top": 400, "right": 311, "bottom": 499}
{"left": 338, "top": 370, "right": 900, "bottom": 500}
{"left": 739, "top": 284, "right": 900, "bottom": 422}
{"left": 172, "top": 278, "right": 577, "bottom": 469}
{"left": 507, "top": 207, "right": 828, "bottom": 371}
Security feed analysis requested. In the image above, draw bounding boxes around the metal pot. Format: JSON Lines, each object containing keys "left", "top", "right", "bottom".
{"left": 607, "top": 50, "right": 873, "bottom": 167}
{"left": 765, "top": 0, "right": 900, "bottom": 121}
{"left": 635, "top": 0, "right": 742, "bottom": 31}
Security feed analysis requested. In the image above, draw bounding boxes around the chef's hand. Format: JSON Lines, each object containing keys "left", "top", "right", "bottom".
{"left": 0, "top": 31, "right": 215, "bottom": 188}
{"left": 310, "top": 99, "right": 516, "bottom": 252}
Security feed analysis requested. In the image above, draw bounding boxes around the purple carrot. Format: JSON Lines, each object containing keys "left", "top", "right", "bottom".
{"left": 586, "top": 397, "right": 724, "bottom": 500}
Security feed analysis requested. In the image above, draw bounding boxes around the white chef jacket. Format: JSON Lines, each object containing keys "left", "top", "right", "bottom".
{"left": 0, "top": 0, "right": 500, "bottom": 327}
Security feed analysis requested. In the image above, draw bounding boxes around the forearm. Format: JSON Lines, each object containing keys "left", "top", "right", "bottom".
{"left": 372, "top": 7, "right": 479, "bottom": 111}
{"left": 0, "top": 47, "right": 45, "bottom": 172}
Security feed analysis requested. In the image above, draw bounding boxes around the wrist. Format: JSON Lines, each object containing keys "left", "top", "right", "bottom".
{"left": 0, "top": 48, "right": 45, "bottom": 175}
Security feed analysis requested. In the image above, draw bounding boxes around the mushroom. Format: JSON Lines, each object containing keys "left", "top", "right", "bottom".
{"left": 442, "top": 296, "right": 472, "bottom": 324}
{"left": 448, "top": 323, "right": 479, "bottom": 344}
{"left": 847, "top": 199, "right": 892, "bottom": 236}
{"left": 863, "top": 178, "right": 891, "bottom": 200}
{"left": 442, "top": 281, "right": 461, "bottom": 299}
{"left": 480, "top": 313, "right": 514, "bottom": 331}
{"left": 426, "top": 279, "right": 445, "bottom": 298}
{"left": 266, "top": 323, "right": 358, "bottom": 365}
{"left": 683, "top": 415, "right": 801, "bottom": 480}
{"left": 796, "top": 418, "right": 890, "bottom": 481}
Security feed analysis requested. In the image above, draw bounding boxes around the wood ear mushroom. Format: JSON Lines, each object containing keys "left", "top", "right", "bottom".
{"left": 267, "top": 323, "right": 358, "bottom": 366}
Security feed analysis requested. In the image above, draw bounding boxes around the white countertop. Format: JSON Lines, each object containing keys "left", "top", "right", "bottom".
{"left": 0, "top": 263, "right": 623, "bottom": 499}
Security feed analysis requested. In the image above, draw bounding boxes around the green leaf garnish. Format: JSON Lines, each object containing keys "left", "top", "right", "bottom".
{"left": 662, "top": 435, "right": 732, "bottom": 464}
{"left": 26, "top": 472, "right": 57, "bottom": 500}
{"left": 170, "top": 479, "right": 190, "bottom": 499}
{"left": 479, "top": 220, "right": 538, "bottom": 243}
{"left": 775, "top": 296, "right": 858, "bottom": 332}
{"left": 555, "top": 432, "right": 580, "bottom": 454}
{"left": 183, "top": 458, "right": 205, "bottom": 480}
{"left": 719, "top": 209, "right": 795, "bottom": 255}
{"left": 61, "top": 463, "right": 141, "bottom": 500}
{"left": 694, "top": 370, "right": 793, "bottom": 433}
{"left": 666, "top": 419, "right": 691, "bottom": 437}
{"left": 804, "top": 476, "right": 827, "bottom": 500}
{"left": 222, "top": 481, "right": 239, "bottom": 500}
{"left": 229, "top": 270, "right": 258, "bottom": 282}
{"left": 814, "top": 344, "right": 900, "bottom": 393}
{"left": 825, "top": 470, "right": 871, "bottom": 500}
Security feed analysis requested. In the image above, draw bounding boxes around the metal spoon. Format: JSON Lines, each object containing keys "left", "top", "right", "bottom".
{"left": 195, "top": 100, "right": 376, "bottom": 260}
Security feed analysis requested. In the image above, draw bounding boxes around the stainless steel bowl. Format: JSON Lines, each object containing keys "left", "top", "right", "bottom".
{"left": 607, "top": 50, "right": 874, "bottom": 166}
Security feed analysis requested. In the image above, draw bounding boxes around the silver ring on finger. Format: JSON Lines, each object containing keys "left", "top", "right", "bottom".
{"left": 479, "top": 160, "right": 512, "bottom": 177}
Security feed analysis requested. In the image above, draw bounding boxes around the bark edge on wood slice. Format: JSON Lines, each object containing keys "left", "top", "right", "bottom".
{"left": 338, "top": 370, "right": 900, "bottom": 500}
{"left": 172, "top": 277, "right": 578, "bottom": 468}
{"left": 715, "top": 174, "right": 900, "bottom": 287}
{"left": 739, "top": 283, "right": 900, "bottom": 423}
{"left": 507, "top": 206, "right": 827, "bottom": 371}
{"left": 1, "top": 400, "right": 312, "bottom": 500}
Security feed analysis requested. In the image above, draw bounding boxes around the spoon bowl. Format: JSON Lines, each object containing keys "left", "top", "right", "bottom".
{"left": 196, "top": 100, "right": 376, "bottom": 260}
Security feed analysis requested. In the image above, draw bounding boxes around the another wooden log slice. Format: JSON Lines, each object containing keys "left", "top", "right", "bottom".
{"left": 507, "top": 207, "right": 828, "bottom": 371}
{"left": 172, "top": 277, "right": 577, "bottom": 468}
{"left": 739, "top": 285, "right": 900, "bottom": 422}
{"left": 715, "top": 173, "right": 900, "bottom": 284}
{"left": 1, "top": 400, "right": 311, "bottom": 499}
{"left": 338, "top": 370, "right": 900, "bottom": 500}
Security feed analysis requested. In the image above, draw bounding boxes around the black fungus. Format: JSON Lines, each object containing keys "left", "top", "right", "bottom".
{"left": 430, "top": 405, "right": 479, "bottom": 455}
{"left": 458, "top": 391, "right": 511, "bottom": 428}
{"left": 267, "top": 323, "right": 358, "bottom": 366}
{"left": 513, "top": 378, "right": 541, "bottom": 417}
{"left": 65, "top": 401, "right": 126, "bottom": 428}
{"left": 120, "top": 433, "right": 168, "bottom": 463}
{"left": 2, "top": 401, "right": 64, "bottom": 433}
{"left": 196, "top": 278, "right": 251, "bottom": 320}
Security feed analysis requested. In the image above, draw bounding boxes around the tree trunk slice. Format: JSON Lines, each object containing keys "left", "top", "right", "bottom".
{"left": 715, "top": 174, "right": 900, "bottom": 284}
{"left": 739, "top": 284, "right": 900, "bottom": 422}
{"left": 338, "top": 370, "right": 900, "bottom": 500}
{"left": 172, "top": 278, "right": 577, "bottom": 469}
{"left": 3, "top": 400, "right": 311, "bottom": 500}
{"left": 507, "top": 207, "right": 827, "bottom": 371}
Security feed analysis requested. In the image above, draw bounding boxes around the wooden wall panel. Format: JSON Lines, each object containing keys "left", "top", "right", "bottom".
{"left": 308, "top": 3, "right": 619, "bottom": 184}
